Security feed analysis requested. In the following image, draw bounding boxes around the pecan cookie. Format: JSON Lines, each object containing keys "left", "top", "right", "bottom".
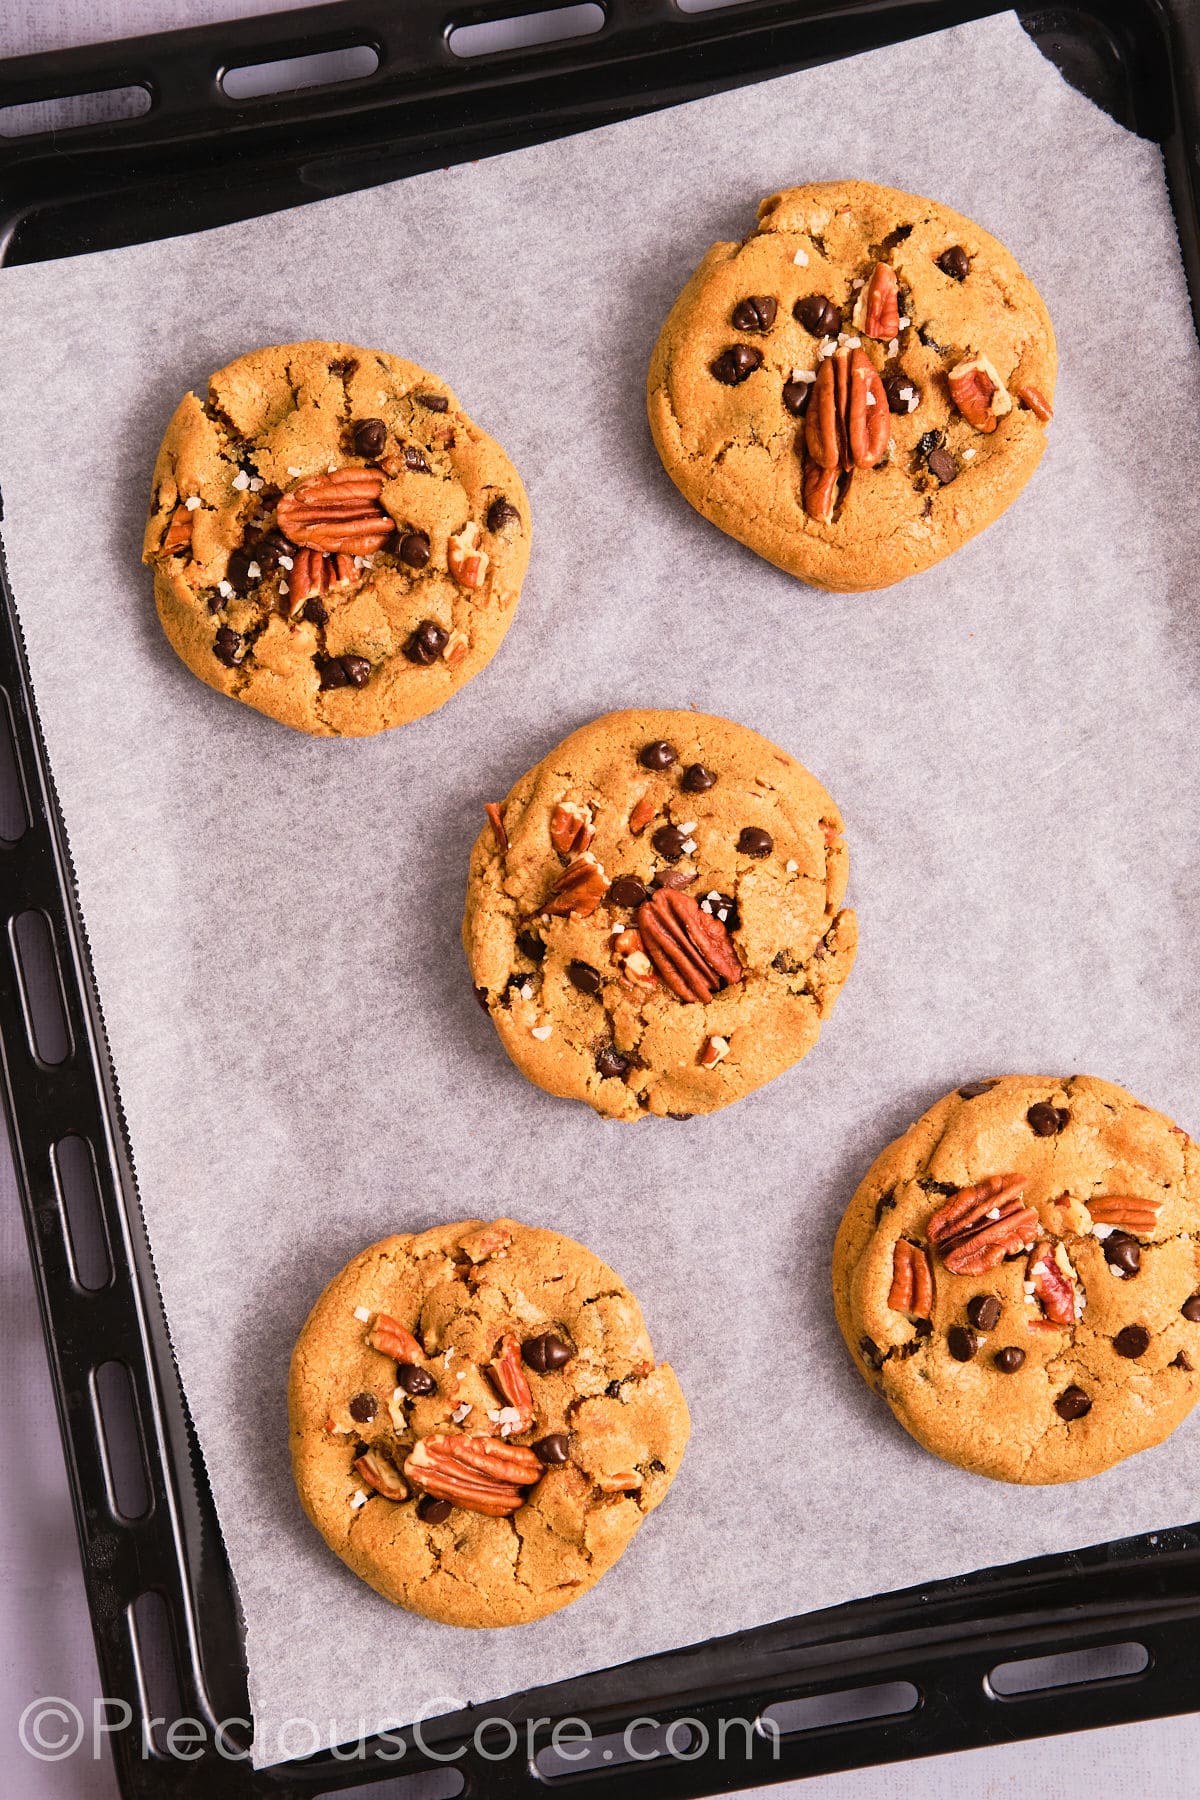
{"left": 463, "top": 709, "right": 856, "bottom": 1119}
{"left": 833, "top": 1076, "right": 1200, "bottom": 1484}
{"left": 648, "top": 180, "right": 1056, "bottom": 591}
{"left": 143, "top": 342, "right": 529, "bottom": 734}
{"left": 289, "top": 1219, "right": 689, "bottom": 1626}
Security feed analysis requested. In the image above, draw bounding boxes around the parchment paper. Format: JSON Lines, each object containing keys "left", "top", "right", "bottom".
{"left": 0, "top": 12, "right": 1198, "bottom": 1768}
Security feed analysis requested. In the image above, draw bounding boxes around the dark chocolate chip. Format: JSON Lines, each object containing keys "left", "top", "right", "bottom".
{"left": 782, "top": 379, "right": 813, "bottom": 417}
{"left": 522, "top": 1333, "right": 573, "bottom": 1373}
{"left": 1055, "top": 1385, "right": 1092, "bottom": 1421}
{"left": 403, "top": 445, "right": 431, "bottom": 472}
{"left": 938, "top": 245, "right": 970, "bottom": 281}
{"left": 255, "top": 527, "right": 297, "bottom": 572}
{"left": 416, "top": 392, "right": 449, "bottom": 411}
{"left": 396, "top": 1362, "right": 437, "bottom": 1396}
{"left": 608, "top": 876, "right": 650, "bottom": 909}
{"left": 1182, "top": 1295, "right": 1200, "bottom": 1322}
{"left": 682, "top": 763, "right": 717, "bottom": 793}
{"left": 913, "top": 1316, "right": 934, "bottom": 1338}
{"left": 916, "top": 430, "right": 943, "bottom": 459}
{"left": 1027, "top": 1102, "right": 1069, "bottom": 1136}
{"left": 699, "top": 891, "right": 739, "bottom": 930}
{"left": 860, "top": 1335, "right": 886, "bottom": 1372}
{"left": 1104, "top": 1232, "right": 1141, "bottom": 1276}
{"left": 225, "top": 546, "right": 259, "bottom": 596}
{"left": 596, "top": 1044, "right": 629, "bottom": 1080}
{"left": 605, "top": 1379, "right": 624, "bottom": 1398}
{"left": 353, "top": 417, "right": 387, "bottom": 459}
{"left": 316, "top": 655, "right": 356, "bottom": 689}
{"left": 348, "top": 1392, "right": 378, "bottom": 1423}
{"left": 731, "top": 295, "right": 778, "bottom": 332}
{"left": 213, "top": 626, "right": 243, "bottom": 667}
{"left": 474, "top": 984, "right": 489, "bottom": 1011}
{"left": 994, "top": 1346, "right": 1026, "bottom": 1374}
{"left": 506, "top": 971, "right": 535, "bottom": 1002}
{"left": 639, "top": 740, "right": 677, "bottom": 770}
{"left": 329, "top": 357, "right": 359, "bottom": 378}
{"left": 711, "top": 344, "right": 763, "bottom": 385}
{"left": 917, "top": 323, "right": 949, "bottom": 353}
{"left": 667, "top": 1111, "right": 694, "bottom": 1120}
{"left": 947, "top": 1325, "right": 979, "bottom": 1362}
{"left": 652, "top": 824, "right": 688, "bottom": 861}
{"left": 927, "top": 447, "right": 958, "bottom": 485}
{"left": 302, "top": 597, "right": 328, "bottom": 626}
{"left": 567, "top": 960, "right": 601, "bottom": 996}
{"left": 793, "top": 294, "right": 841, "bottom": 337}
{"left": 1114, "top": 1324, "right": 1151, "bottom": 1359}
{"left": 652, "top": 868, "right": 694, "bottom": 890}
{"left": 398, "top": 531, "right": 431, "bottom": 569}
{"left": 958, "top": 1079, "right": 999, "bottom": 1099}
{"left": 883, "top": 372, "right": 921, "bottom": 415}
{"left": 874, "top": 1192, "right": 897, "bottom": 1223}
{"left": 516, "top": 929, "right": 546, "bottom": 963}
{"left": 737, "top": 826, "right": 773, "bottom": 858}
{"left": 533, "top": 1433, "right": 570, "bottom": 1466}
{"left": 1172, "top": 1351, "right": 1193, "bottom": 1370}
{"left": 341, "top": 655, "right": 371, "bottom": 688}
{"left": 417, "top": 1496, "right": 453, "bottom": 1524}
{"left": 967, "top": 1295, "right": 1002, "bottom": 1332}
{"left": 486, "top": 496, "right": 521, "bottom": 533}
{"left": 403, "top": 620, "right": 448, "bottom": 665}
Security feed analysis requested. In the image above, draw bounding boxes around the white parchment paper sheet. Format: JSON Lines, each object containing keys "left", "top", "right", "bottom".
{"left": 0, "top": 12, "right": 1197, "bottom": 1767}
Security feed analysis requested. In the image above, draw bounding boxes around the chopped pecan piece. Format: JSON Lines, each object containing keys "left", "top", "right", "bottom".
{"left": 367, "top": 1312, "right": 425, "bottom": 1362}
{"left": 700, "top": 1034, "right": 730, "bottom": 1068}
{"left": 443, "top": 629, "right": 469, "bottom": 667}
{"left": 354, "top": 1449, "right": 408, "bottom": 1502}
{"left": 613, "top": 927, "right": 658, "bottom": 991}
{"left": 853, "top": 261, "right": 900, "bottom": 340}
{"left": 448, "top": 521, "right": 489, "bottom": 589}
{"left": 546, "top": 853, "right": 608, "bottom": 919}
{"left": 287, "top": 547, "right": 357, "bottom": 615}
{"left": 1027, "top": 1241, "right": 1082, "bottom": 1326}
{"left": 404, "top": 1434, "right": 542, "bottom": 1517}
{"left": 888, "top": 1240, "right": 934, "bottom": 1316}
{"left": 947, "top": 355, "right": 1012, "bottom": 433}
{"left": 637, "top": 889, "right": 742, "bottom": 1002}
{"left": 1087, "top": 1195, "right": 1162, "bottom": 1233}
{"left": 487, "top": 1334, "right": 534, "bottom": 1435}
{"left": 484, "top": 802, "right": 508, "bottom": 853}
{"left": 629, "top": 794, "right": 656, "bottom": 836}
{"left": 161, "top": 505, "right": 193, "bottom": 554}
{"left": 275, "top": 469, "right": 393, "bottom": 555}
{"left": 460, "top": 1221, "right": 513, "bottom": 1262}
{"left": 550, "top": 800, "right": 594, "bottom": 858}
{"left": 1016, "top": 383, "right": 1053, "bottom": 422}
{"left": 802, "top": 462, "right": 839, "bottom": 524}
{"left": 926, "top": 1174, "right": 1039, "bottom": 1274}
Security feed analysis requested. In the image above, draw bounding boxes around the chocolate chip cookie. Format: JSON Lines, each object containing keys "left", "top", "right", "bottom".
{"left": 648, "top": 180, "right": 1056, "bottom": 591}
{"left": 143, "top": 342, "right": 529, "bottom": 734}
{"left": 289, "top": 1218, "right": 689, "bottom": 1626}
{"left": 463, "top": 709, "right": 856, "bottom": 1119}
{"left": 833, "top": 1076, "right": 1200, "bottom": 1484}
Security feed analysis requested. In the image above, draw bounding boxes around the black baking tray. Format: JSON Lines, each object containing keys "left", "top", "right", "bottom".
{"left": 2, "top": 2, "right": 1199, "bottom": 1796}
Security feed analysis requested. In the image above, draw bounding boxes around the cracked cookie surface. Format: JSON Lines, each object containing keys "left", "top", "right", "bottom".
{"left": 289, "top": 1219, "right": 689, "bottom": 1626}
{"left": 833, "top": 1076, "right": 1200, "bottom": 1484}
{"left": 143, "top": 341, "right": 529, "bottom": 735}
{"left": 463, "top": 709, "right": 856, "bottom": 1119}
{"left": 648, "top": 180, "right": 1056, "bottom": 592}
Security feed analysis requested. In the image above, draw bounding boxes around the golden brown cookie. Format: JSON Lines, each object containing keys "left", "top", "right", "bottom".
{"left": 648, "top": 180, "right": 1056, "bottom": 591}
{"left": 289, "top": 1219, "right": 689, "bottom": 1626}
{"left": 463, "top": 708, "right": 856, "bottom": 1119}
{"left": 143, "top": 342, "right": 529, "bottom": 735}
{"left": 833, "top": 1076, "right": 1200, "bottom": 1484}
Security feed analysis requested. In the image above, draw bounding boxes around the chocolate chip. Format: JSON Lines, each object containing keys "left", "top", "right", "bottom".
{"left": 1114, "top": 1324, "right": 1151, "bottom": 1359}
{"left": 927, "top": 447, "right": 958, "bottom": 485}
{"left": 947, "top": 1325, "right": 979, "bottom": 1362}
{"left": 711, "top": 344, "right": 763, "bottom": 385}
{"left": 1104, "top": 1232, "right": 1141, "bottom": 1276}
{"left": 225, "top": 546, "right": 259, "bottom": 596}
{"left": 699, "top": 891, "right": 739, "bottom": 930}
{"left": 938, "top": 245, "right": 970, "bottom": 281}
{"left": 1055, "top": 1385, "right": 1092, "bottom": 1421}
{"left": 651, "top": 825, "right": 687, "bottom": 861}
{"left": 486, "top": 496, "right": 521, "bottom": 533}
{"left": 506, "top": 971, "right": 535, "bottom": 1002}
{"left": 416, "top": 392, "right": 448, "bottom": 411}
{"left": 533, "top": 1433, "right": 570, "bottom": 1466}
{"left": 596, "top": 1044, "right": 629, "bottom": 1079}
{"left": 737, "top": 826, "right": 773, "bottom": 857}
{"left": 417, "top": 1496, "right": 453, "bottom": 1524}
{"left": 474, "top": 984, "right": 489, "bottom": 1011}
{"left": 398, "top": 531, "right": 431, "bottom": 569}
{"left": 1172, "top": 1351, "right": 1193, "bottom": 1371}
{"left": 1027, "top": 1102, "right": 1069, "bottom": 1136}
{"left": 639, "top": 740, "right": 676, "bottom": 770}
{"left": 958, "top": 1079, "right": 999, "bottom": 1099}
{"left": 793, "top": 294, "right": 841, "bottom": 337}
{"left": 916, "top": 430, "right": 943, "bottom": 459}
{"left": 396, "top": 1362, "right": 437, "bottom": 1395}
{"left": 254, "top": 528, "right": 296, "bottom": 573}
{"left": 608, "top": 876, "right": 649, "bottom": 909}
{"left": 994, "top": 1346, "right": 1026, "bottom": 1373}
{"left": 522, "top": 1333, "right": 573, "bottom": 1373}
{"left": 604, "top": 1379, "right": 624, "bottom": 1398}
{"left": 353, "top": 417, "right": 386, "bottom": 459}
{"left": 516, "top": 929, "right": 546, "bottom": 963}
{"left": 1182, "top": 1295, "right": 1200, "bottom": 1322}
{"left": 341, "top": 655, "right": 371, "bottom": 688}
{"left": 403, "top": 445, "right": 431, "bottom": 472}
{"left": 667, "top": 1111, "right": 694, "bottom": 1121}
{"left": 682, "top": 763, "right": 717, "bottom": 793}
{"left": 302, "top": 597, "right": 328, "bottom": 626}
{"left": 782, "top": 379, "right": 813, "bottom": 417}
{"left": 316, "top": 655, "right": 359, "bottom": 689}
{"left": 967, "top": 1295, "right": 1002, "bottom": 1331}
{"left": 568, "top": 960, "right": 601, "bottom": 996}
{"left": 882, "top": 372, "right": 921, "bottom": 415}
{"left": 348, "top": 1392, "right": 378, "bottom": 1423}
{"left": 329, "top": 357, "right": 359, "bottom": 378}
{"left": 860, "top": 1335, "right": 886, "bottom": 1372}
{"left": 652, "top": 867, "right": 693, "bottom": 890}
{"left": 213, "top": 626, "right": 243, "bottom": 667}
{"left": 403, "top": 620, "right": 448, "bottom": 665}
{"left": 731, "top": 295, "right": 777, "bottom": 332}
{"left": 874, "top": 1192, "right": 897, "bottom": 1223}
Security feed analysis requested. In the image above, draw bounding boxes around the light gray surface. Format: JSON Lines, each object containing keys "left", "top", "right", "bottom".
{"left": 3, "top": 4, "right": 1200, "bottom": 1795}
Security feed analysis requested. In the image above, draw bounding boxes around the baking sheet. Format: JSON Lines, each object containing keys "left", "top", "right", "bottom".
{"left": 1, "top": 11, "right": 1198, "bottom": 1768}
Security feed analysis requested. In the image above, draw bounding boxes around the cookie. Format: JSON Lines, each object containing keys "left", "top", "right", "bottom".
{"left": 833, "top": 1075, "right": 1200, "bottom": 1484}
{"left": 142, "top": 342, "right": 529, "bottom": 735}
{"left": 289, "top": 1219, "right": 689, "bottom": 1626}
{"left": 463, "top": 709, "right": 856, "bottom": 1119}
{"left": 647, "top": 180, "right": 1056, "bottom": 592}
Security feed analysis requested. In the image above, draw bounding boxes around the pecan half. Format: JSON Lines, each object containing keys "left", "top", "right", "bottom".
{"left": 1016, "top": 383, "right": 1053, "bottom": 422}
{"left": 487, "top": 1334, "right": 534, "bottom": 1434}
{"left": 947, "top": 355, "right": 1012, "bottom": 433}
{"left": 367, "top": 1312, "right": 424, "bottom": 1363}
{"left": 275, "top": 469, "right": 393, "bottom": 555}
{"left": 287, "top": 548, "right": 357, "bottom": 615}
{"left": 637, "top": 889, "right": 742, "bottom": 1003}
{"left": 1027, "top": 1241, "right": 1082, "bottom": 1327}
{"left": 550, "top": 800, "right": 594, "bottom": 858}
{"left": 484, "top": 802, "right": 508, "bottom": 853}
{"left": 546, "top": 853, "right": 608, "bottom": 919}
{"left": 613, "top": 927, "right": 658, "bottom": 991}
{"left": 1086, "top": 1195, "right": 1162, "bottom": 1233}
{"left": 888, "top": 1240, "right": 934, "bottom": 1316}
{"left": 355, "top": 1449, "right": 408, "bottom": 1502}
{"left": 806, "top": 348, "right": 889, "bottom": 473}
{"left": 853, "top": 262, "right": 900, "bottom": 340}
{"left": 448, "top": 521, "right": 489, "bottom": 589}
{"left": 404, "top": 1434, "right": 542, "bottom": 1517}
{"left": 802, "top": 462, "right": 839, "bottom": 524}
{"left": 161, "top": 505, "right": 193, "bottom": 554}
{"left": 926, "top": 1174, "right": 1039, "bottom": 1274}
